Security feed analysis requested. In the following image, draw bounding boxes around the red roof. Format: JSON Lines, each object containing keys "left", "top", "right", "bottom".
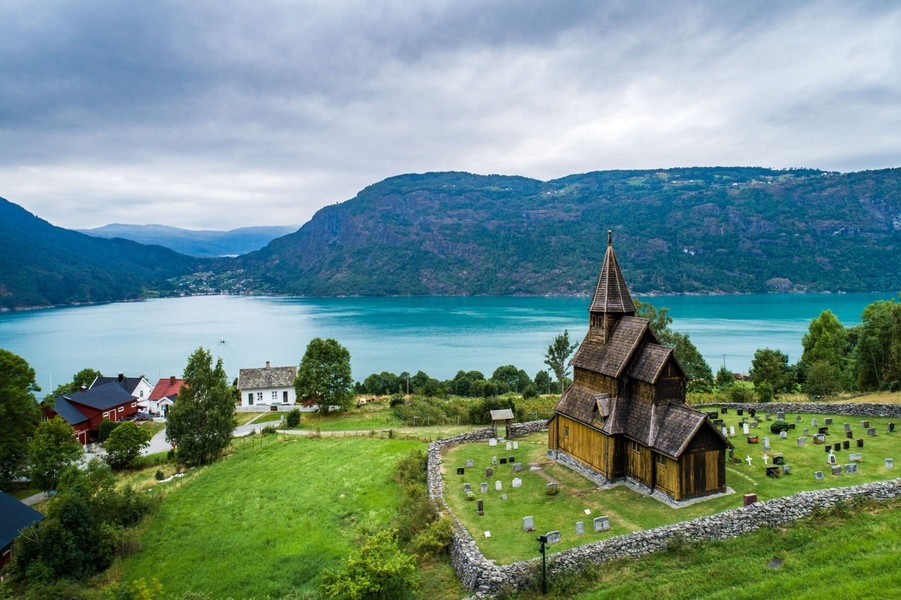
{"left": 149, "top": 377, "right": 185, "bottom": 401}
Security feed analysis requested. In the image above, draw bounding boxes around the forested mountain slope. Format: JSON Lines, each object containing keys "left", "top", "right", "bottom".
{"left": 0, "top": 198, "right": 197, "bottom": 309}
{"left": 233, "top": 168, "right": 901, "bottom": 295}
{"left": 77, "top": 223, "right": 297, "bottom": 257}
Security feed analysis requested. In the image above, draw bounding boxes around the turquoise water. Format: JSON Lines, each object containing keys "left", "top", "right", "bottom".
{"left": 0, "top": 293, "right": 894, "bottom": 393}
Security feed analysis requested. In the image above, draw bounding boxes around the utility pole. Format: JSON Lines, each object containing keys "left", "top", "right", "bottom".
{"left": 537, "top": 535, "right": 548, "bottom": 594}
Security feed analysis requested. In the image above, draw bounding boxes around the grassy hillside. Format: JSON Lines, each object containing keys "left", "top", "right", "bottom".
{"left": 231, "top": 168, "right": 901, "bottom": 296}
{"left": 118, "top": 436, "right": 426, "bottom": 598}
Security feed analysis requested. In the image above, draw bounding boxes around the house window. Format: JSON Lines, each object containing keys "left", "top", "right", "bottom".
{"left": 103, "top": 411, "right": 110, "bottom": 418}
{"left": 283, "top": 391, "right": 289, "bottom": 402}
{"left": 118, "top": 407, "right": 124, "bottom": 412}
{"left": 247, "top": 393, "right": 254, "bottom": 405}
{"left": 563, "top": 425, "right": 570, "bottom": 438}
{"left": 256, "top": 392, "right": 263, "bottom": 403}
{"left": 140, "top": 390, "right": 144, "bottom": 397}
{"left": 655, "top": 454, "right": 666, "bottom": 465}
{"left": 272, "top": 391, "right": 278, "bottom": 401}
{"left": 630, "top": 441, "right": 641, "bottom": 453}
{"left": 131, "top": 402, "right": 137, "bottom": 407}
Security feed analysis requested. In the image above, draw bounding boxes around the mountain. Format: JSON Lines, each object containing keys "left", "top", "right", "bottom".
{"left": 230, "top": 167, "right": 901, "bottom": 296}
{"left": 0, "top": 198, "right": 198, "bottom": 309}
{"left": 77, "top": 223, "right": 297, "bottom": 257}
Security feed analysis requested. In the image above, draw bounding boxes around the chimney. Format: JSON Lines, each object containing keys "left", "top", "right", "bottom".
{"left": 80, "top": 384, "right": 87, "bottom": 391}
{"left": 118, "top": 373, "right": 125, "bottom": 382}
{"left": 265, "top": 361, "right": 270, "bottom": 369}
{"left": 170, "top": 375, "right": 176, "bottom": 385}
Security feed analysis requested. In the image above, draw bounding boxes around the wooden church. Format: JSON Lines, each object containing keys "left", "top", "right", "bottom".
{"left": 548, "top": 232, "right": 732, "bottom": 502}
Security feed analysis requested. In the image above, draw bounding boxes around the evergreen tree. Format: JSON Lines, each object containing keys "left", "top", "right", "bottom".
{"left": 166, "top": 347, "right": 235, "bottom": 466}
{"left": 852, "top": 298, "right": 901, "bottom": 390}
{"left": 0, "top": 349, "right": 41, "bottom": 490}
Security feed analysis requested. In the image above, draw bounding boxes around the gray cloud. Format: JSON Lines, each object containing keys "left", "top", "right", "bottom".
{"left": 1, "top": 1, "right": 900, "bottom": 229}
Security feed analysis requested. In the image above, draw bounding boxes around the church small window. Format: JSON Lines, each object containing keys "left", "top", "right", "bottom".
{"left": 655, "top": 454, "right": 666, "bottom": 465}
{"left": 630, "top": 441, "right": 641, "bottom": 453}
{"left": 564, "top": 425, "right": 570, "bottom": 438}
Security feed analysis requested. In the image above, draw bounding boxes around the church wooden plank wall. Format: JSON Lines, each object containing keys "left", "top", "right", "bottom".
{"left": 552, "top": 415, "right": 610, "bottom": 477}
{"left": 654, "top": 454, "right": 679, "bottom": 497}
{"left": 625, "top": 441, "right": 653, "bottom": 488}
{"left": 680, "top": 449, "right": 725, "bottom": 499}
{"left": 573, "top": 368, "right": 618, "bottom": 395}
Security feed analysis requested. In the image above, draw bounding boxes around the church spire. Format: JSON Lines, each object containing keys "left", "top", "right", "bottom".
{"left": 588, "top": 230, "right": 635, "bottom": 343}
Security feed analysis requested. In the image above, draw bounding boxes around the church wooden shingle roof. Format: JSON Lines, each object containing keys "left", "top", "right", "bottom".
{"left": 589, "top": 231, "right": 635, "bottom": 316}
{"left": 572, "top": 316, "right": 650, "bottom": 378}
{"left": 628, "top": 343, "right": 678, "bottom": 384}
{"left": 553, "top": 386, "right": 611, "bottom": 425}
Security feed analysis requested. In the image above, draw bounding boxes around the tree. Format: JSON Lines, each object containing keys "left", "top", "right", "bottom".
{"left": 104, "top": 421, "right": 151, "bottom": 470}
{"left": 0, "top": 349, "right": 41, "bottom": 490}
{"left": 715, "top": 365, "right": 735, "bottom": 389}
{"left": 49, "top": 367, "right": 102, "bottom": 398}
{"left": 544, "top": 330, "right": 578, "bottom": 394}
{"left": 295, "top": 338, "right": 354, "bottom": 415}
{"left": 534, "top": 370, "right": 553, "bottom": 394}
{"left": 29, "top": 417, "right": 83, "bottom": 491}
{"left": 490, "top": 365, "right": 531, "bottom": 393}
{"left": 634, "top": 299, "right": 714, "bottom": 387}
{"left": 166, "top": 347, "right": 235, "bottom": 466}
{"left": 800, "top": 309, "right": 849, "bottom": 395}
{"left": 320, "top": 528, "right": 418, "bottom": 600}
{"left": 852, "top": 298, "right": 901, "bottom": 390}
{"left": 750, "top": 348, "right": 794, "bottom": 397}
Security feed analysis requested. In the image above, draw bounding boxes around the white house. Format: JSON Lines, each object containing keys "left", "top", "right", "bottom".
{"left": 147, "top": 376, "right": 185, "bottom": 417}
{"left": 238, "top": 361, "right": 297, "bottom": 409}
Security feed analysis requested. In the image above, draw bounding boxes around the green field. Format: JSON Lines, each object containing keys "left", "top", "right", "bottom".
{"left": 118, "top": 436, "right": 426, "bottom": 598}
{"left": 442, "top": 412, "right": 899, "bottom": 563}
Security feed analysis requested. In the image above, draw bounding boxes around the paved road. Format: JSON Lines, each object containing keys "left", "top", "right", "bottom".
{"left": 142, "top": 414, "right": 285, "bottom": 456}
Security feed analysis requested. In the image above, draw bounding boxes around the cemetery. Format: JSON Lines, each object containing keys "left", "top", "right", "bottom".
{"left": 436, "top": 410, "right": 899, "bottom": 568}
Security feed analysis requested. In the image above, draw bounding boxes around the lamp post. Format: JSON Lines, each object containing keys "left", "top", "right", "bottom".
{"left": 537, "top": 535, "right": 548, "bottom": 594}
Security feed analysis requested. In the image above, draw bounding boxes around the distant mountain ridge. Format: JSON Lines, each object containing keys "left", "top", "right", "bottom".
{"left": 230, "top": 167, "right": 901, "bottom": 296}
{"left": 0, "top": 198, "right": 197, "bottom": 310}
{"left": 77, "top": 223, "right": 297, "bottom": 257}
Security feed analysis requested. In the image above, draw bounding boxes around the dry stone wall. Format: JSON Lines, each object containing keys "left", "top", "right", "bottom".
{"left": 700, "top": 402, "right": 901, "bottom": 418}
{"left": 426, "top": 418, "right": 900, "bottom": 598}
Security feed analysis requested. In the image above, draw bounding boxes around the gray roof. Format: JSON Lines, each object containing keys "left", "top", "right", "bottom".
{"left": 0, "top": 491, "right": 44, "bottom": 550}
{"left": 51, "top": 396, "right": 90, "bottom": 425}
{"left": 489, "top": 409, "right": 515, "bottom": 421}
{"left": 238, "top": 365, "right": 297, "bottom": 390}
{"left": 92, "top": 375, "right": 147, "bottom": 395}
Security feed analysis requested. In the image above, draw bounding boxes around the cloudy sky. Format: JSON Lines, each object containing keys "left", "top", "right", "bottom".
{"left": 2, "top": 1, "right": 900, "bottom": 230}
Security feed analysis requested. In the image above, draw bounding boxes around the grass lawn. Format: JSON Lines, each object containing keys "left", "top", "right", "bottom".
{"left": 522, "top": 498, "right": 901, "bottom": 599}
{"left": 442, "top": 411, "right": 899, "bottom": 564}
{"left": 117, "top": 436, "right": 426, "bottom": 598}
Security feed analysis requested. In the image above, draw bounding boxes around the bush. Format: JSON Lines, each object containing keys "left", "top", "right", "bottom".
{"left": 155, "top": 470, "right": 165, "bottom": 481}
{"left": 389, "top": 394, "right": 405, "bottom": 407}
{"left": 285, "top": 408, "right": 301, "bottom": 428}
{"left": 770, "top": 420, "right": 791, "bottom": 434}
{"left": 411, "top": 516, "right": 454, "bottom": 560}
{"left": 756, "top": 382, "right": 774, "bottom": 403}
{"left": 728, "top": 384, "right": 756, "bottom": 403}
{"left": 98, "top": 419, "right": 123, "bottom": 443}
{"left": 320, "top": 529, "right": 418, "bottom": 600}
{"left": 261, "top": 425, "right": 278, "bottom": 435}
{"left": 521, "top": 384, "right": 538, "bottom": 400}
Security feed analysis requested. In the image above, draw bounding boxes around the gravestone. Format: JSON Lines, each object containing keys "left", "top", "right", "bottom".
{"left": 762, "top": 454, "right": 770, "bottom": 465}
{"left": 546, "top": 482, "right": 558, "bottom": 495}
{"left": 466, "top": 459, "right": 474, "bottom": 468}
{"left": 843, "top": 423, "right": 851, "bottom": 432}
{"left": 714, "top": 419, "right": 724, "bottom": 427}
{"left": 886, "top": 458, "right": 894, "bottom": 469}
{"left": 825, "top": 445, "right": 832, "bottom": 454}
{"left": 456, "top": 467, "right": 465, "bottom": 475}
{"left": 500, "top": 494, "right": 507, "bottom": 501}
{"left": 868, "top": 428, "right": 877, "bottom": 437}
{"left": 824, "top": 417, "right": 833, "bottom": 425}
{"left": 492, "top": 456, "right": 497, "bottom": 465}
{"left": 889, "top": 423, "right": 895, "bottom": 433}
{"left": 843, "top": 440, "right": 850, "bottom": 450}
{"left": 857, "top": 438, "right": 864, "bottom": 448}
{"left": 495, "top": 480, "right": 502, "bottom": 491}
{"left": 846, "top": 431, "right": 854, "bottom": 439}
{"left": 763, "top": 437, "right": 771, "bottom": 451}
{"left": 783, "top": 464, "right": 792, "bottom": 475}
{"left": 819, "top": 426, "right": 829, "bottom": 435}
{"left": 746, "top": 455, "right": 753, "bottom": 466}
{"left": 750, "top": 408, "right": 757, "bottom": 417}
{"left": 797, "top": 437, "right": 806, "bottom": 447}
{"left": 463, "top": 483, "right": 471, "bottom": 494}
{"left": 707, "top": 411, "right": 720, "bottom": 420}
{"left": 849, "top": 453, "right": 862, "bottom": 462}
{"left": 489, "top": 438, "right": 497, "bottom": 447}
{"left": 721, "top": 407, "right": 728, "bottom": 414}
{"left": 743, "top": 493, "right": 757, "bottom": 506}
{"left": 844, "top": 463, "right": 857, "bottom": 474}
{"left": 477, "top": 499, "right": 484, "bottom": 515}
{"left": 593, "top": 516, "right": 610, "bottom": 532}
{"left": 522, "top": 516, "right": 534, "bottom": 531}
{"left": 513, "top": 441, "right": 519, "bottom": 449}
{"left": 484, "top": 531, "right": 491, "bottom": 538}
{"left": 765, "top": 414, "right": 772, "bottom": 422}
{"left": 509, "top": 456, "right": 515, "bottom": 463}
{"left": 499, "top": 458, "right": 507, "bottom": 465}
{"left": 788, "top": 423, "right": 796, "bottom": 430}
{"left": 777, "top": 412, "right": 785, "bottom": 420}
{"left": 766, "top": 465, "right": 780, "bottom": 478}
{"left": 751, "top": 420, "right": 760, "bottom": 428}
{"left": 737, "top": 409, "right": 744, "bottom": 416}
{"left": 828, "top": 453, "right": 837, "bottom": 465}
{"left": 722, "top": 426, "right": 729, "bottom": 437}
{"left": 480, "top": 482, "right": 488, "bottom": 493}
{"left": 513, "top": 463, "right": 523, "bottom": 472}
{"left": 831, "top": 465, "right": 842, "bottom": 476}
{"left": 512, "top": 478, "right": 522, "bottom": 488}
{"left": 546, "top": 530, "right": 561, "bottom": 544}
{"left": 729, "top": 425, "right": 736, "bottom": 437}
{"left": 779, "top": 431, "right": 788, "bottom": 440}
{"left": 833, "top": 442, "right": 841, "bottom": 452}
{"left": 796, "top": 415, "right": 802, "bottom": 422}
{"left": 812, "top": 418, "right": 818, "bottom": 427}
{"left": 743, "top": 423, "right": 750, "bottom": 435}
{"left": 506, "top": 441, "right": 512, "bottom": 451}
{"left": 546, "top": 450, "right": 556, "bottom": 459}
{"left": 748, "top": 435, "right": 759, "bottom": 444}
{"left": 861, "top": 420, "right": 870, "bottom": 428}
{"left": 485, "top": 467, "right": 494, "bottom": 478}
{"left": 576, "top": 521, "right": 585, "bottom": 535}
{"left": 803, "top": 428, "right": 810, "bottom": 436}
{"left": 814, "top": 471, "right": 824, "bottom": 480}
{"left": 773, "top": 453, "right": 785, "bottom": 465}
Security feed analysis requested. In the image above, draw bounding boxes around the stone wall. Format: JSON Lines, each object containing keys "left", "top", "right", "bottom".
{"left": 698, "top": 402, "right": 901, "bottom": 419}
{"left": 426, "top": 421, "right": 900, "bottom": 598}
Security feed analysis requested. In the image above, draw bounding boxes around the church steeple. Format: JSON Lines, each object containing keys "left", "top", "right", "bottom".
{"left": 588, "top": 230, "right": 635, "bottom": 343}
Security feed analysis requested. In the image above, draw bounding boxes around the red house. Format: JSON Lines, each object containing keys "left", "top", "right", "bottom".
{"left": 42, "top": 382, "right": 139, "bottom": 443}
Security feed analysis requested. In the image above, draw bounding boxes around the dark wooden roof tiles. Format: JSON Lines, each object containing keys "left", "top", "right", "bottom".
{"left": 628, "top": 343, "right": 673, "bottom": 384}
{"left": 572, "top": 316, "right": 649, "bottom": 378}
{"left": 589, "top": 235, "right": 635, "bottom": 315}
{"left": 553, "top": 385, "right": 611, "bottom": 426}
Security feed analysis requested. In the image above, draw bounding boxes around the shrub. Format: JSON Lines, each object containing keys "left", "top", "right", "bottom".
{"left": 261, "top": 425, "right": 278, "bottom": 435}
{"left": 770, "top": 420, "right": 791, "bottom": 434}
{"left": 756, "top": 382, "right": 774, "bottom": 403}
{"left": 154, "top": 470, "right": 165, "bottom": 481}
{"left": 411, "top": 516, "right": 454, "bottom": 560}
{"left": 728, "top": 384, "right": 755, "bottom": 403}
{"left": 98, "top": 419, "right": 123, "bottom": 443}
{"left": 521, "top": 384, "right": 538, "bottom": 400}
{"left": 285, "top": 408, "right": 301, "bottom": 428}
{"left": 389, "top": 394, "right": 405, "bottom": 407}
{"left": 320, "top": 529, "right": 418, "bottom": 600}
